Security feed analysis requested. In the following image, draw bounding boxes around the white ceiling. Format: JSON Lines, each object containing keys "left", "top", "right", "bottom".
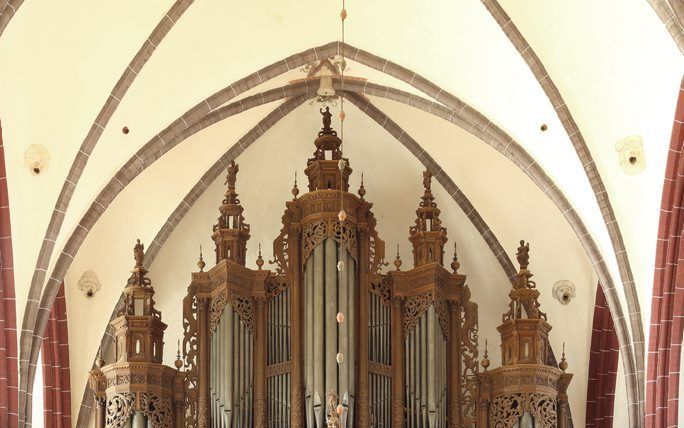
{"left": 0, "top": 0, "right": 681, "bottom": 426}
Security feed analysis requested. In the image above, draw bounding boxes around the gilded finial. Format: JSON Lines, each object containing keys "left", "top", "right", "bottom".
{"left": 481, "top": 339, "right": 490, "bottom": 371}
{"left": 256, "top": 243, "right": 264, "bottom": 270}
{"left": 197, "top": 245, "right": 206, "bottom": 272}
{"left": 358, "top": 173, "right": 366, "bottom": 199}
{"left": 175, "top": 339, "right": 183, "bottom": 370}
{"left": 559, "top": 342, "right": 568, "bottom": 372}
{"left": 450, "top": 242, "right": 460, "bottom": 273}
{"left": 394, "top": 244, "right": 402, "bottom": 271}
{"left": 292, "top": 172, "right": 299, "bottom": 199}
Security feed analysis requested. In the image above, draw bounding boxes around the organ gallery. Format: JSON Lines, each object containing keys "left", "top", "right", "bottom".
{"left": 89, "top": 110, "right": 572, "bottom": 427}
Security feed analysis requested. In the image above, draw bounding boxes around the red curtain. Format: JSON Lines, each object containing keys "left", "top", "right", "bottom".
{"left": 0, "top": 120, "right": 19, "bottom": 427}
{"left": 585, "top": 285, "right": 619, "bottom": 427}
{"left": 646, "top": 77, "right": 684, "bottom": 427}
{"left": 40, "top": 282, "right": 71, "bottom": 428}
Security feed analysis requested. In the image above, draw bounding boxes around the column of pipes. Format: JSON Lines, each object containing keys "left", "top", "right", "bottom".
{"left": 304, "top": 238, "right": 356, "bottom": 428}
{"left": 404, "top": 305, "right": 448, "bottom": 428}
{"left": 267, "top": 287, "right": 292, "bottom": 428}
{"left": 368, "top": 291, "right": 391, "bottom": 427}
{"left": 207, "top": 302, "right": 253, "bottom": 428}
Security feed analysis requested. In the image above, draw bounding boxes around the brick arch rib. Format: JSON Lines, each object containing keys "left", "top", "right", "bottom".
{"left": 585, "top": 283, "right": 619, "bottom": 427}
{"left": 25, "top": 43, "right": 637, "bottom": 426}
{"left": 0, "top": 120, "right": 19, "bottom": 428}
{"left": 40, "top": 282, "right": 70, "bottom": 428}
{"left": 646, "top": 77, "right": 684, "bottom": 428}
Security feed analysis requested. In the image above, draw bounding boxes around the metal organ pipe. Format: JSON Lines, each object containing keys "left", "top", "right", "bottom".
{"left": 302, "top": 238, "right": 357, "bottom": 428}
{"left": 267, "top": 286, "right": 291, "bottom": 427}
{"left": 403, "top": 305, "right": 448, "bottom": 428}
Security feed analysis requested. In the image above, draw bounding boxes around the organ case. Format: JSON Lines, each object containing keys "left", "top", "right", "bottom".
{"left": 180, "top": 109, "right": 480, "bottom": 427}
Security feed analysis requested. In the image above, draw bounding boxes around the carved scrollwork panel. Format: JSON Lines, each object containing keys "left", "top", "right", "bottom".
{"left": 460, "top": 286, "right": 479, "bottom": 427}
{"left": 403, "top": 292, "right": 433, "bottom": 337}
{"left": 370, "top": 275, "right": 391, "bottom": 306}
{"left": 140, "top": 393, "right": 173, "bottom": 428}
{"left": 209, "top": 288, "right": 228, "bottom": 335}
{"left": 367, "top": 212, "right": 387, "bottom": 275}
{"left": 302, "top": 219, "right": 357, "bottom": 263}
{"left": 227, "top": 290, "right": 255, "bottom": 333}
{"left": 489, "top": 393, "right": 557, "bottom": 428}
{"left": 270, "top": 209, "right": 292, "bottom": 275}
{"left": 182, "top": 289, "right": 198, "bottom": 428}
{"left": 106, "top": 393, "right": 135, "bottom": 428}
{"left": 434, "top": 293, "right": 450, "bottom": 339}
{"left": 267, "top": 275, "right": 289, "bottom": 299}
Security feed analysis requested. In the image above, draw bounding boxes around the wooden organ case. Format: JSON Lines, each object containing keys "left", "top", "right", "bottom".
{"left": 87, "top": 109, "right": 575, "bottom": 427}
{"left": 180, "top": 108, "right": 480, "bottom": 428}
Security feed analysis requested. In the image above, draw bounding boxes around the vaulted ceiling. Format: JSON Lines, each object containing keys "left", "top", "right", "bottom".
{"left": 0, "top": 0, "right": 682, "bottom": 426}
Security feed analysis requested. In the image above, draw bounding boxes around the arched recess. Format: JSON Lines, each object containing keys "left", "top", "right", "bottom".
{"left": 72, "top": 92, "right": 523, "bottom": 425}
{"left": 25, "top": 77, "right": 638, "bottom": 425}
{"left": 646, "top": 77, "right": 684, "bottom": 428}
{"left": 0, "top": 120, "right": 19, "bottom": 428}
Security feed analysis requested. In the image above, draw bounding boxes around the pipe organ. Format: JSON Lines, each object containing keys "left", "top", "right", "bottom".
{"left": 89, "top": 108, "right": 574, "bottom": 427}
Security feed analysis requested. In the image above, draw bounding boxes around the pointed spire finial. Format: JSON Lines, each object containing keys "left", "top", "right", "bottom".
{"left": 450, "top": 241, "right": 460, "bottom": 273}
{"left": 292, "top": 171, "right": 299, "bottom": 200}
{"left": 197, "top": 245, "right": 206, "bottom": 272}
{"left": 481, "top": 339, "right": 490, "bottom": 371}
{"left": 175, "top": 339, "right": 183, "bottom": 369}
{"left": 394, "top": 244, "right": 402, "bottom": 271}
{"left": 559, "top": 342, "right": 568, "bottom": 372}
{"left": 358, "top": 173, "right": 366, "bottom": 199}
{"left": 256, "top": 243, "right": 264, "bottom": 270}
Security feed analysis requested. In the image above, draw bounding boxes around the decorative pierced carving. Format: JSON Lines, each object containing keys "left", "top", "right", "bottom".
{"left": 302, "top": 219, "right": 357, "bottom": 263}
{"left": 106, "top": 393, "right": 134, "bottom": 428}
{"left": 209, "top": 288, "right": 228, "bottom": 335}
{"left": 182, "top": 289, "right": 199, "bottom": 428}
{"left": 227, "top": 290, "right": 255, "bottom": 333}
{"left": 139, "top": 393, "right": 173, "bottom": 428}
{"left": 460, "top": 286, "right": 479, "bottom": 427}
{"left": 403, "top": 292, "right": 433, "bottom": 337}
{"left": 266, "top": 275, "right": 289, "bottom": 299}
{"left": 403, "top": 291, "right": 451, "bottom": 339}
{"left": 367, "top": 212, "right": 387, "bottom": 275}
{"left": 434, "top": 293, "right": 450, "bottom": 339}
{"left": 370, "top": 275, "right": 391, "bottom": 306}
{"left": 270, "top": 209, "right": 292, "bottom": 275}
{"left": 489, "top": 393, "right": 557, "bottom": 428}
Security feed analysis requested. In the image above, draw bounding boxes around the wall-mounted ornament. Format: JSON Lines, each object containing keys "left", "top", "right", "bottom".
{"left": 615, "top": 135, "right": 645, "bottom": 174}
{"left": 23, "top": 144, "right": 50, "bottom": 175}
{"left": 77, "top": 270, "right": 101, "bottom": 298}
{"left": 552, "top": 280, "right": 576, "bottom": 305}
